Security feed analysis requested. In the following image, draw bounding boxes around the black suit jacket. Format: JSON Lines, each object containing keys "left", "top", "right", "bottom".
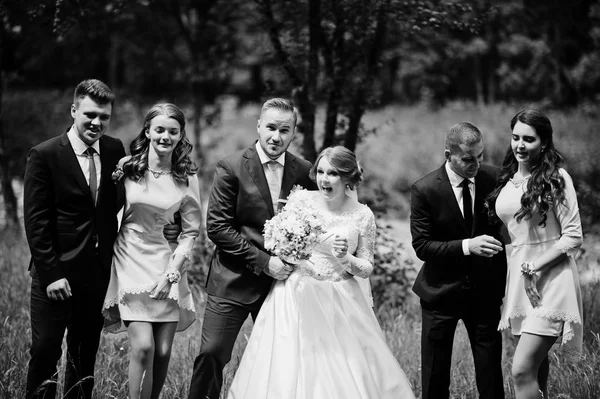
{"left": 410, "top": 163, "right": 507, "bottom": 308}
{"left": 23, "top": 132, "right": 126, "bottom": 288}
{"left": 205, "top": 144, "right": 316, "bottom": 304}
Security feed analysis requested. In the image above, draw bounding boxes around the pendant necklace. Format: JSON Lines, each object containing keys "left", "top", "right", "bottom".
{"left": 510, "top": 174, "right": 530, "bottom": 188}
{"left": 148, "top": 167, "right": 172, "bottom": 178}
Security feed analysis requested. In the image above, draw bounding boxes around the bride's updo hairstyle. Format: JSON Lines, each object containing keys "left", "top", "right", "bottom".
{"left": 123, "top": 103, "right": 197, "bottom": 185}
{"left": 310, "top": 145, "right": 364, "bottom": 189}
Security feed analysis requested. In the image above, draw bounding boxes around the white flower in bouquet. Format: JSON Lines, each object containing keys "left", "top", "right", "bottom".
{"left": 263, "top": 187, "right": 325, "bottom": 264}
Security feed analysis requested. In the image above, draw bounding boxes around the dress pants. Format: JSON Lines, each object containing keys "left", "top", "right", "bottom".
{"left": 188, "top": 294, "right": 264, "bottom": 399}
{"left": 26, "top": 265, "right": 107, "bottom": 399}
{"left": 420, "top": 298, "right": 505, "bottom": 399}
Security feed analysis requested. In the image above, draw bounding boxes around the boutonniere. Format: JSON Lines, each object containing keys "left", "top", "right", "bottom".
{"left": 112, "top": 166, "right": 125, "bottom": 184}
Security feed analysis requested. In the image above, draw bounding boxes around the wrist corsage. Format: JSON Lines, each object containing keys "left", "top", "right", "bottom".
{"left": 111, "top": 166, "right": 125, "bottom": 184}
{"left": 520, "top": 261, "right": 537, "bottom": 276}
{"left": 166, "top": 269, "right": 181, "bottom": 284}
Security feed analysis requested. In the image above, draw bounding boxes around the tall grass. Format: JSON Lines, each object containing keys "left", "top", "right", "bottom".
{"left": 2, "top": 229, "right": 599, "bottom": 398}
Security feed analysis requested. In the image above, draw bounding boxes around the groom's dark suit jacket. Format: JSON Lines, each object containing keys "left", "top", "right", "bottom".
{"left": 23, "top": 131, "right": 125, "bottom": 399}
{"left": 410, "top": 163, "right": 507, "bottom": 308}
{"left": 24, "top": 132, "right": 125, "bottom": 288}
{"left": 205, "top": 144, "right": 315, "bottom": 304}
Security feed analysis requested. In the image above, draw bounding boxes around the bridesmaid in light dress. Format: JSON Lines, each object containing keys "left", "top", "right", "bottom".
{"left": 102, "top": 103, "right": 202, "bottom": 399}
{"left": 486, "top": 109, "right": 583, "bottom": 399}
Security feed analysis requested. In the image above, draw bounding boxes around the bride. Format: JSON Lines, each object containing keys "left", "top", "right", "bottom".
{"left": 227, "top": 146, "right": 415, "bottom": 398}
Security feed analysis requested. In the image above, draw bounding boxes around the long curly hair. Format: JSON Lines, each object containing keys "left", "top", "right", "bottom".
{"left": 123, "top": 103, "right": 197, "bottom": 185}
{"left": 486, "top": 109, "right": 566, "bottom": 227}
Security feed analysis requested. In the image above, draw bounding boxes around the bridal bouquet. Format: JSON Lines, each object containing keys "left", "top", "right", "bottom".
{"left": 263, "top": 187, "right": 325, "bottom": 264}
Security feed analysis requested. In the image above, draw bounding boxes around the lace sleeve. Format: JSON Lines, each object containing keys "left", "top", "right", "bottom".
{"left": 336, "top": 207, "right": 376, "bottom": 278}
{"left": 173, "top": 174, "right": 202, "bottom": 260}
{"left": 553, "top": 169, "right": 583, "bottom": 257}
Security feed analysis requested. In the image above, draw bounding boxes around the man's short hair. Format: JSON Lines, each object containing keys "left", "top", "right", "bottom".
{"left": 445, "top": 122, "right": 483, "bottom": 154}
{"left": 73, "top": 79, "right": 115, "bottom": 107}
{"left": 260, "top": 98, "right": 298, "bottom": 125}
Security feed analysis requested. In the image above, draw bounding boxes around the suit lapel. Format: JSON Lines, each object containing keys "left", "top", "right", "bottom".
{"left": 97, "top": 137, "right": 113, "bottom": 207}
{"left": 59, "top": 133, "right": 92, "bottom": 200}
{"left": 243, "top": 147, "right": 275, "bottom": 216}
{"left": 473, "top": 172, "right": 489, "bottom": 235}
{"left": 279, "top": 152, "right": 298, "bottom": 202}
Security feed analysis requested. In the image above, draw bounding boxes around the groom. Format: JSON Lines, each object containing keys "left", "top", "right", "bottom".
{"left": 410, "top": 122, "right": 507, "bottom": 399}
{"left": 188, "top": 98, "right": 316, "bottom": 398}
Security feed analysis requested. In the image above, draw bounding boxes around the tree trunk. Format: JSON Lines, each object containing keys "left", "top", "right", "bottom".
{"left": 321, "top": 75, "right": 344, "bottom": 151}
{"left": 344, "top": 99, "right": 365, "bottom": 152}
{"left": 551, "top": 23, "right": 563, "bottom": 105}
{"left": 485, "top": 16, "right": 498, "bottom": 104}
{"left": 299, "top": 0, "right": 321, "bottom": 163}
{"left": 192, "top": 87, "right": 205, "bottom": 167}
{"left": 474, "top": 55, "right": 484, "bottom": 108}
{"left": 293, "top": 87, "right": 317, "bottom": 163}
{"left": 108, "top": 33, "right": 120, "bottom": 90}
{"left": 344, "top": 0, "right": 389, "bottom": 151}
{"left": 380, "top": 55, "right": 399, "bottom": 104}
{"left": 321, "top": 0, "right": 346, "bottom": 152}
{"left": 0, "top": 70, "right": 20, "bottom": 231}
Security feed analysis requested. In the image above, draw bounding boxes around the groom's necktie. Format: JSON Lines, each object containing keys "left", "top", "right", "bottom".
{"left": 85, "top": 147, "right": 98, "bottom": 205}
{"left": 461, "top": 178, "right": 473, "bottom": 233}
{"left": 266, "top": 161, "right": 282, "bottom": 213}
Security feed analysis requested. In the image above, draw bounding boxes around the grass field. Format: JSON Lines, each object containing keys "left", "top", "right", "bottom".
{"left": 1, "top": 99, "right": 600, "bottom": 398}
{"left": 1, "top": 230, "right": 599, "bottom": 398}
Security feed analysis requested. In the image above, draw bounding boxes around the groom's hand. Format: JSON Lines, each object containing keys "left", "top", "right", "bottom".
{"left": 469, "top": 235, "right": 503, "bottom": 257}
{"left": 46, "top": 278, "right": 72, "bottom": 301}
{"left": 264, "top": 257, "right": 293, "bottom": 280}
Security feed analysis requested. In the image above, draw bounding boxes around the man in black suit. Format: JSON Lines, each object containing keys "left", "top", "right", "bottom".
{"left": 410, "top": 122, "right": 507, "bottom": 399}
{"left": 23, "top": 79, "right": 125, "bottom": 399}
{"left": 188, "top": 98, "right": 316, "bottom": 399}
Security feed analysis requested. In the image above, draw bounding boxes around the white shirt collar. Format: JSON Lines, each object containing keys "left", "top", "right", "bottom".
{"left": 255, "top": 141, "right": 285, "bottom": 167}
{"left": 67, "top": 126, "right": 101, "bottom": 155}
{"left": 445, "top": 161, "right": 474, "bottom": 188}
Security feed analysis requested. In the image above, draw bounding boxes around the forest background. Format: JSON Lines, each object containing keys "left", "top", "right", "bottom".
{"left": 1, "top": 0, "right": 599, "bottom": 398}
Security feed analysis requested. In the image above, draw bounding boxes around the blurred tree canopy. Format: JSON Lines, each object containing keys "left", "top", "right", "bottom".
{"left": 1, "top": 0, "right": 599, "bottom": 226}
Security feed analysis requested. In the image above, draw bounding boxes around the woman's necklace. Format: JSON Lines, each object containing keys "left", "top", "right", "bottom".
{"left": 147, "top": 167, "right": 172, "bottom": 178}
{"left": 510, "top": 174, "right": 531, "bottom": 188}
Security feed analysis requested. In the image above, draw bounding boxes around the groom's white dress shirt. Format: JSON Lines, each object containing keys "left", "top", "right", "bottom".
{"left": 445, "top": 162, "right": 475, "bottom": 256}
{"left": 68, "top": 126, "right": 101, "bottom": 188}
{"left": 256, "top": 142, "right": 285, "bottom": 213}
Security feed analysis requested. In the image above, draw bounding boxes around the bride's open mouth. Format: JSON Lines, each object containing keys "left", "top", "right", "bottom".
{"left": 320, "top": 186, "right": 333, "bottom": 193}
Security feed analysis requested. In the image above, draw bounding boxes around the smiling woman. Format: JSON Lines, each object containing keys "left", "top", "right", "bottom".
{"left": 486, "top": 109, "right": 584, "bottom": 399}
{"left": 101, "top": 102, "right": 202, "bottom": 399}
{"left": 146, "top": 114, "right": 182, "bottom": 157}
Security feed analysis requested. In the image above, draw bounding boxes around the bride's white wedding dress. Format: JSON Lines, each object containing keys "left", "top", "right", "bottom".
{"left": 227, "top": 190, "right": 415, "bottom": 399}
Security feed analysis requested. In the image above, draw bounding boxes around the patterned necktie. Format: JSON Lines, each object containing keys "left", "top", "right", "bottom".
{"left": 461, "top": 178, "right": 473, "bottom": 231}
{"left": 85, "top": 147, "right": 98, "bottom": 205}
{"left": 266, "top": 161, "right": 282, "bottom": 213}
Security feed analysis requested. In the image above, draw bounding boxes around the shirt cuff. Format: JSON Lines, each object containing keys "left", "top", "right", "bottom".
{"left": 462, "top": 239, "right": 470, "bottom": 256}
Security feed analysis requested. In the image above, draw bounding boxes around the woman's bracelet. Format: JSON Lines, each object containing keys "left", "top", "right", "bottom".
{"left": 520, "top": 261, "right": 537, "bottom": 276}
{"left": 166, "top": 269, "right": 181, "bottom": 284}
